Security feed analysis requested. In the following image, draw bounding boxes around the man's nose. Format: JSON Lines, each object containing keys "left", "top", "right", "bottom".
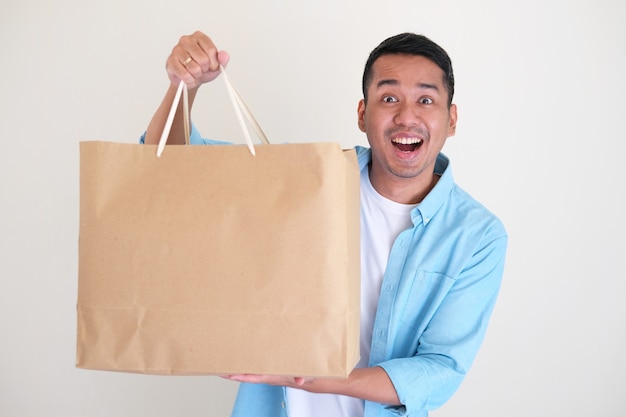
{"left": 393, "top": 102, "right": 421, "bottom": 126}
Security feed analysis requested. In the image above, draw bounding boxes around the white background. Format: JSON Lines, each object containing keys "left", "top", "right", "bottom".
{"left": 1, "top": 0, "right": 625, "bottom": 416}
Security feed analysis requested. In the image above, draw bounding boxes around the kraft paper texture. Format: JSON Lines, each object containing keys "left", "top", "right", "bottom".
{"left": 77, "top": 141, "right": 360, "bottom": 377}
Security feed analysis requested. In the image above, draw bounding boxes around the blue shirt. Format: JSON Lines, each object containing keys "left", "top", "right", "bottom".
{"left": 143, "top": 129, "right": 508, "bottom": 416}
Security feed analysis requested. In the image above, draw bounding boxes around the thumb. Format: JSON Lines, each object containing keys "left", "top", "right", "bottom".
{"left": 293, "top": 377, "right": 309, "bottom": 386}
{"left": 218, "top": 50, "right": 230, "bottom": 68}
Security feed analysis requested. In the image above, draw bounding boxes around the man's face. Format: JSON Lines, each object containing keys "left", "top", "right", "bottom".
{"left": 358, "top": 54, "right": 457, "bottom": 199}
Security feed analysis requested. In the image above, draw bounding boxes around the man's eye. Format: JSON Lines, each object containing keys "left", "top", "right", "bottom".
{"left": 420, "top": 97, "right": 433, "bottom": 105}
{"left": 382, "top": 96, "right": 398, "bottom": 103}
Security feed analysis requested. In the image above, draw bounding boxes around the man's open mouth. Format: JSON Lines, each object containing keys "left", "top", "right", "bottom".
{"left": 391, "top": 137, "right": 423, "bottom": 152}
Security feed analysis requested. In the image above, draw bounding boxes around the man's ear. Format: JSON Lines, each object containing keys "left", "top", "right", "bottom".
{"left": 357, "top": 99, "right": 366, "bottom": 133}
{"left": 448, "top": 104, "right": 458, "bottom": 137}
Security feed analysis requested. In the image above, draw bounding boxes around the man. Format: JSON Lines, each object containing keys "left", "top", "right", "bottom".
{"left": 143, "top": 31, "right": 507, "bottom": 417}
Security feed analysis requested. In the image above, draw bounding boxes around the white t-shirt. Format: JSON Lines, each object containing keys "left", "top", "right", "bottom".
{"left": 286, "top": 166, "right": 416, "bottom": 417}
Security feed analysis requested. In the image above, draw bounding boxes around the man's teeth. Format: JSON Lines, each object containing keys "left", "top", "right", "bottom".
{"left": 392, "top": 138, "right": 423, "bottom": 145}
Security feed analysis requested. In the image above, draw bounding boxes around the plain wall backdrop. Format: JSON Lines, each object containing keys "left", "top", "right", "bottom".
{"left": 1, "top": 0, "right": 624, "bottom": 416}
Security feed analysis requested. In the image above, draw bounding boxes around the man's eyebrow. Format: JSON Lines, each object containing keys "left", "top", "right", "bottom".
{"left": 417, "top": 82, "right": 439, "bottom": 92}
{"left": 376, "top": 79, "right": 399, "bottom": 88}
{"left": 376, "top": 79, "right": 440, "bottom": 92}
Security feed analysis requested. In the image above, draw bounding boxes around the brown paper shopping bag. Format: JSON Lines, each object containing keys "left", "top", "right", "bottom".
{"left": 76, "top": 73, "right": 361, "bottom": 377}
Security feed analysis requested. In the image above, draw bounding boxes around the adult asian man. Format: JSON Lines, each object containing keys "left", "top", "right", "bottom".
{"left": 143, "top": 31, "right": 507, "bottom": 417}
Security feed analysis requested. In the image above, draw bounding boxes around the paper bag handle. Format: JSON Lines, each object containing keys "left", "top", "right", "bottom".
{"left": 220, "top": 66, "right": 271, "bottom": 150}
{"left": 157, "top": 68, "right": 270, "bottom": 157}
{"left": 156, "top": 80, "right": 189, "bottom": 157}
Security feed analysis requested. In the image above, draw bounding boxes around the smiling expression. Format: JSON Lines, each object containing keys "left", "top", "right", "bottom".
{"left": 358, "top": 54, "right": 457, "bottom": 203}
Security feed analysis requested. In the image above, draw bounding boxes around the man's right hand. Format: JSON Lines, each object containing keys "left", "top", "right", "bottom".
{"left": 166, "top": 31, "right": 230, "bottom": 90}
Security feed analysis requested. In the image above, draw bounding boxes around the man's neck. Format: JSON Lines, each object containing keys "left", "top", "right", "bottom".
{"left": 368, "top": 164, "right": 439, "bottom": 205}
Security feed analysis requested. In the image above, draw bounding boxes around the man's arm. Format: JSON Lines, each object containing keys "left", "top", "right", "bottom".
{"left": 225, "top": 366, "right": 401, "bottom": 405}
{"left": 143, "top": 31, "right": 229, "bottom": 145}
{"left": 144, "top": 83, "right": 198, "bottom": 145}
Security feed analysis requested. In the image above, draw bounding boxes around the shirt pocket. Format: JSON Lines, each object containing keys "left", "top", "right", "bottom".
{"left": 397, "top": 271, "right": 455, "bottom": 329}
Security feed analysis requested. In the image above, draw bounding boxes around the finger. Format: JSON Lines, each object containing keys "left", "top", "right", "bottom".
{"left": 224, "top": 374, "right": 257, "bottom": 383}
{"left": 165, "top": 54, "right": 197, "bottom": 88}
{"left": 193, "top": 32, "right": 222, "bottom": 73}
{"left": 165, "top": 45, "right": 194, "bottom": 86}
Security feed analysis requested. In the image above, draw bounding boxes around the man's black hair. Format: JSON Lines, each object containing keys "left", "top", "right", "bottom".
{"left": 362, "top": 33, "right": 455, "bottom": 107}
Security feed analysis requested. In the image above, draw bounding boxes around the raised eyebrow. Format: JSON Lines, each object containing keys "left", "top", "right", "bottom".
{"left": 417, "top": 82, "right": 440, "bottom": 93}
{"left": 376, "top": 79, "right": 440, "bottom": 93}
{"left": 376, "top": 79, "right": 399, "bottom": 89}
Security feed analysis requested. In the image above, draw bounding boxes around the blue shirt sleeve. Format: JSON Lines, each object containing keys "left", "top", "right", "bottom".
{"left": 139, "top": 123, "right": 232, "bottom": 145}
